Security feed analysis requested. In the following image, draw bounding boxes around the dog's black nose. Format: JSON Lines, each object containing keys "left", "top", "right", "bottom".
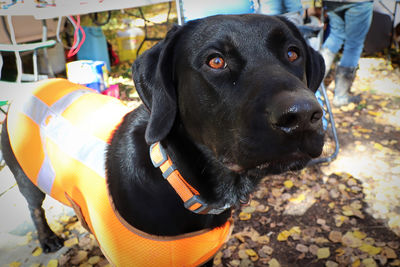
{"left": 270, "top": 92, "right": 323, "bottom": 134}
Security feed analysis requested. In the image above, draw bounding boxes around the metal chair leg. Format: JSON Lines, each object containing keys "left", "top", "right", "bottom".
{"left": 308, "top": 83, "right": 340, "bottom": 165}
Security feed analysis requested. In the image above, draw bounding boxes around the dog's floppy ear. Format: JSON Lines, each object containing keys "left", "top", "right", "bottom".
{"left": 132, "top": 25, "right": 183, "bottom": 145}
{"left": 275, "top": 16, "right": 325, "bottom": 92}
{"left": 304, "top": 43, "right": 325, "bottom": 92}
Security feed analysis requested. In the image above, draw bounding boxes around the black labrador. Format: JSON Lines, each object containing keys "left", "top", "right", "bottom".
{"left": 1, "top": 14, "right": 325, "bottom": 266}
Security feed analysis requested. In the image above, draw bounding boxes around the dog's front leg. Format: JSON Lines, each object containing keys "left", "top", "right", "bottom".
{"left": 28, "top": 204, "right": 64, "bottom": 253}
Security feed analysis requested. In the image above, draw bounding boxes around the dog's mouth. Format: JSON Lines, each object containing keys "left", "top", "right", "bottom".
{"left": 223, "top": 152, "right": 312, "bottom": 176}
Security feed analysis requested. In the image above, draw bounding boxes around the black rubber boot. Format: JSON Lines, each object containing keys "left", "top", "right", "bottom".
{"left": 333, "top": 66, "right": 361, "bottom": 107}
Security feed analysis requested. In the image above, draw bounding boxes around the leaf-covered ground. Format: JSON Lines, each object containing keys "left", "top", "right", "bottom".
{"left": 5, "top": 55, "right": 398, "bottom": 267}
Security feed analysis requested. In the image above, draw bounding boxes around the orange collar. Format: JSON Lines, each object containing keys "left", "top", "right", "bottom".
{"left": 150, "top": 142, "right": 231, "bottom": 215}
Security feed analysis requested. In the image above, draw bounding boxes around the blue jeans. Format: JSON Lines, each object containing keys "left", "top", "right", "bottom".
{"left": 322, "top": 1, "right": 373, "bottom": 68}
{"left": 257, "top": 0, "right": 303, "bottom": 15}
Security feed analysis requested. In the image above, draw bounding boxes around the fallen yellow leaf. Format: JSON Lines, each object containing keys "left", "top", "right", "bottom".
{"left": 289, "top": 193, "right": 305, "bottom": 203}
{"left": 342, "top": 206, "right": 354, "bottom": 216}
{"left": 32, "top": 247, "right": 42, "bottom": 257}
{"left": 49, "top": 221, "right": 63, "bottom": 234}
{"left": 242, "top": 206, "right": 256, "bottom": 214}
{"left": 359, "top": 244, "right": 381, "bottom": 256}
{"left": 8, "top": 262, "right": 22, "bottom": 267}
{"left": 373, "top": 143, "right": 384, "bottom": 151}
{"left": 368, "top": 110, "right": 381, "bottom": 116}
{"left": 239, "top": 212, "right": 252, "bottom": 221}
{"left": 47, "top": 259, "right": 58, "bottom": 267}
{"left": 246, "top": 249, "right": 259, "bottom": 261}
{"left": 213, "top": 251, "right": 223, "bottom": 265}
{"left": 352, "top": 258, "right": 361, "bottom": 267}
{"left": 65, "top": 221, "right": 80, "bottom": 231}
{"left": 289, "top": 226, "right": 301, "bottom": 235}
{"left": 234, "top": 234, "right": 245, "bottom": 243}
{"left": 21, "top": 232, "right": 33, "bottom": 245}
{"left": 71, "top": 250, "right": 88, "bottom": 265}
{"left": 357, "top": 127, "right": 372, "bottom": 133}
{"left": 268, "top": 258, "right": 280, "bottom": 267}
{"left": 340, "top": 102, "right": 356, "bottom": 111}
{"left": 352, "top": 230, "right": 367, "bottom": 239}
{"left": 245, "top": 249, "right": 257, "bottom": 257}
{"left": 64, "top": 237, "right": 79, "bottom": 247}
{"left": 350, "top": 201, "right": 362, "bottom": 210}
{"left": 334, "top": 215, "right": 348, "bottom": 227}
{"left": 361, "top": 258, "right": 377, "bottom": 267}
{"left": 335, "top": 248, "right": 345, "bottom": 256}
{"left": 317, "top": 247, "right": 330, "bottom": 259}
{"left": 284, "top": 180, "right": 293, "bottom": 189}
{"left": 249, "top": 200, "right": 260, "bottom": 207}
{"left": 342, "top": 231, "right": 363, "bottom": 248}
{"left": 277, "top": 230, "right": 291, "bottom": 241}
{"left": 256, "top": 235, "right": 270, "bottom": 244}
{"left": 88, "top": 256, "right": 101, "bottom": 265}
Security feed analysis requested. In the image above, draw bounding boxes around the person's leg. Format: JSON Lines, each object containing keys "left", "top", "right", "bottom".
{"left": 339, "top": 1, "right": 373, "bottom": 67}
{"left": 333, "top": 2, "right": 373, "bottom": 106}
{"left": 321, "top": 7, "right": 346, "bottom": 77}
{"left": 258, "top": 0, "right": 284, "bottom": 15}
{"left": 322, "top": 8, "right": 346, "bottom": 54}
{"left": 283, "top": 0, "right": 303, "bottom": 14}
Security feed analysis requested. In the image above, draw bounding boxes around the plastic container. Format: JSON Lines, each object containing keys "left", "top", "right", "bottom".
{"left": 180, "top": 0, "right": 255, "bottom": 22}
{"left": 66, "top": 60, "right": 109, "bottom": 93}
{"left": 77, "top": 26, "right": 111, "bottom": 70}
{"left": 116, "top": 24, "right": 145, "bottom": 62}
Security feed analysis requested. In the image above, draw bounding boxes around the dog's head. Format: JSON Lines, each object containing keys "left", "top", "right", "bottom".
{"left": 133, "top": 14, "right": 325, "bottom": 177}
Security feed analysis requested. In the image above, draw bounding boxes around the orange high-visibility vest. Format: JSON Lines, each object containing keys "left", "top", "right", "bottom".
{"left": 6, "top": 78, "right": 232, "bottom": 267}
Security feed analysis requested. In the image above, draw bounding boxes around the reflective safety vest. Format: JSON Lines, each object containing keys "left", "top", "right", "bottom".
{"left": 7, "top": 78, "right": 232, "bottom": 267}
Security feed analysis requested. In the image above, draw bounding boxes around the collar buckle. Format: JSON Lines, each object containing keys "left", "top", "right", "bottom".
{"left": 184, "top": 195, "right": 209, "bottom": 214}
{"left": 150, "top": 142, "right": 168, "bottom": 168}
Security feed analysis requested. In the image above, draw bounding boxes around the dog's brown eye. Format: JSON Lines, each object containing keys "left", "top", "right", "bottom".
{"left": 287, "top": 49, "right": 298, "bottom": 62}
{"left": 208, "top": 57, "right": 226, "bottom": 69}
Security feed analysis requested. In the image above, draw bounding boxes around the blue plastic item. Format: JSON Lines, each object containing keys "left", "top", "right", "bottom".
{"left": 179, "top": 0, "right": 255, "bottom": 22}
{"left": 77, "top": 26, "right": 111, "bottom": 71}
{"left": 315, "top": 90, "right": 328, "bottom": 130}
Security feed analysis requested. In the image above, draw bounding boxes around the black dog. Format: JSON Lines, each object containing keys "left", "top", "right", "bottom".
{"left": 2, "top": 14, "right": 325, "bottom": 266}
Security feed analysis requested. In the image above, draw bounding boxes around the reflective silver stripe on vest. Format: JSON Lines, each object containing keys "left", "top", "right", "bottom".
{"left": 36, "top": 155, "right": 55, "bottom": 195}
{"left": 23, "top": 89, "right": 107, "bottom": 194}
